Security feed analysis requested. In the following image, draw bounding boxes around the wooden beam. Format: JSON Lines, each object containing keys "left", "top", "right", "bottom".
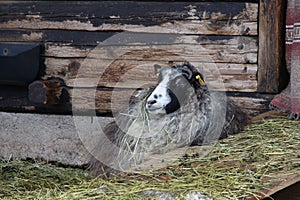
{"left": 258, "top": 0, "right": 288, "bottom": 93}
{"left": 0, "top": 2, "right": 258, "bottom": 36}
{"left": 27, "top": 79, "right": 271, "bottom": 116}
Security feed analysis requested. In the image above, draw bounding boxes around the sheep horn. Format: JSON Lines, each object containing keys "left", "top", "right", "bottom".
{"left": 179, "top": 68, "right": 193, "bottom": 79}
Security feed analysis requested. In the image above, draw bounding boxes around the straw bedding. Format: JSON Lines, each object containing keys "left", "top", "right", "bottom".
{"left": 0, "top": 116, "right": 299, "bottom": 199}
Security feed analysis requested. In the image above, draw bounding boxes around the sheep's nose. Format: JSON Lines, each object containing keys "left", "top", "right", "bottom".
{"left": 147, "top": 100, "right": 157, "bottom": 105}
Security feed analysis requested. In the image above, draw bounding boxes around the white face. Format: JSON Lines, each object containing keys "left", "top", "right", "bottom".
{"left": 145, "top": 69, "right": 173, "bottom": 114}
{"left": 145, "top": 62, "right": 205, "bottom": 116}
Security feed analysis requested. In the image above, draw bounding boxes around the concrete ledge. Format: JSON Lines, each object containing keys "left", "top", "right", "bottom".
{"left": 0, "top": 111, "right": 111, "bottom": 166}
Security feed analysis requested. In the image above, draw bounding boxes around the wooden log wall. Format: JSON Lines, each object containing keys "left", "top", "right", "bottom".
{"left": 0, "top": 1, "right": 273, "bottom": 116}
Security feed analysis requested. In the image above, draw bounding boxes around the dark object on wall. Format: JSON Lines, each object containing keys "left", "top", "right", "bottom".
{"left": 0, "top": 43, "right": 40, "bottom": 85}
{"left": 28, "top": 79, "right": 69, "bottom": 105}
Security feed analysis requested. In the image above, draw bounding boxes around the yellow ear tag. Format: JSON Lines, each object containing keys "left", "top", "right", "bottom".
{"left": 196, "top": 75, "right": 205, "bottom": 85}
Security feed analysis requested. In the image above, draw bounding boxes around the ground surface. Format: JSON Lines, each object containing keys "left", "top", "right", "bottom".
{"left": 0, "top": 111, "right": 113, "bottom": 166}
{"left": 0, "top": 115, "right": 299, "bottom": 200}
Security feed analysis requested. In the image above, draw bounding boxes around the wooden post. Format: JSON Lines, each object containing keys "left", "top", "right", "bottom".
{"left": 258, "top": 0, "right": 288, "bottom": 93}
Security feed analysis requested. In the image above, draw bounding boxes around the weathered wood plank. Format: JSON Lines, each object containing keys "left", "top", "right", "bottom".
{"left": 0, "top": 29, "right": 117, "bottom": 46}
{"left": 85, "top": 45, "right": 257, "bottom": 63}
{"left": 44, "top": 58, "right": 257, "bottom": 77}
{"left": 38, "top": 34, "right": 257, "bottom": 93}
{"left": 0, "top": 30, "right": 258, "bottom": 48}
{"left": 44, "top": 58, "right": 257, "bottom": 92}
{"left": 0, "top": 20, "right": 257, "bottom": 36}
{"left": 72, "top": 88, "right": 137, "bottom": 114}
{"left": 27, "top": 82, "right": 269, "bottom": 116}
{"left": 257, "top": 0, "right": 288, "bottom": 93}
{"left": 0, "top": 1, "right": 258, "bottom": 21}
{"left": 43, "top": 44, "right": 257, "bottom": 80}
{"left": 43, "top": 35, "right": 258, "bottom": 58}
{"left": 0, "top": 1, "right": 258, "bottom": 35}
{"left": 227, "top": 93, "right": 272, "bottom": 116}
{"left": 0, "top": 86, "right": 268, "bottom": 117}
{"left": 43, "top": 36, "right": 257, "bottom": 92}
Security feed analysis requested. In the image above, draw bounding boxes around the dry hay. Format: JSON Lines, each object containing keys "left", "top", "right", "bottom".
{"left": 0, "top": 116, "right": 299, "bottom": 199}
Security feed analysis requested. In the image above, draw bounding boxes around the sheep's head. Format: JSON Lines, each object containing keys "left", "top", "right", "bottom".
{"left": 145, "top": 62, "right": 207, "bottom": 115}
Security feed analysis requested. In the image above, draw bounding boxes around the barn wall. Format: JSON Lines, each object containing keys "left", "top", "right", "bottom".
{"left": 0, "top": 1, "right": 272, "bottom": 116}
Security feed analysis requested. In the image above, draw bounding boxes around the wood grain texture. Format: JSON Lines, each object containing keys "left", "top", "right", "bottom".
{"left": 42, "top": 35, "right": 258, "bottom": 92}
{"left": 27, "top": 82, "right": 269, "bottom": 116}
{"left": 0, "top": 1, "right": 259, "bottom": 94}
{"left": 44, "top": 57, "right": 257, "bottom": 92}
{"left": 70, "top": 88, "right": 272, "bottom": 116}
{"left": 0, "top": 1, "right": 262, "bottom": 115}
{"left": 26, "top": 77, "right": 270, "bottom": 116}
{"left": 258, "top": 0, "right": 288, "bottom": 93}
{"left": 43, "top": 35, "right": 258, "bottom": 58}
{"left": 0, "top": 1, "right": 257, "bottom": 36}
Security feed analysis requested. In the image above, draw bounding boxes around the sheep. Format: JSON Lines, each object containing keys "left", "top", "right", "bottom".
{"left": 88, "top": 62, "right": 248, "bottom": 176}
